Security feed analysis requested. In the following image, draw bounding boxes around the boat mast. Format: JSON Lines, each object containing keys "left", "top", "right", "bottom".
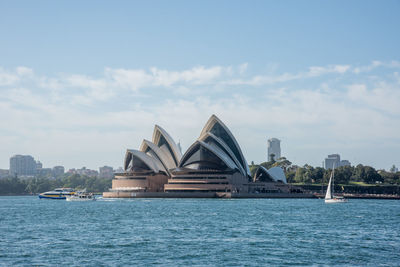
{"left": 332, "top": 163, "right": 335, "bottom": 198}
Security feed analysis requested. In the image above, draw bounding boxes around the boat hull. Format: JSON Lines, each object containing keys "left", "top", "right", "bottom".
{"left": 66, "top": 192, "right": 96, "bottom": 201}
{"left": 66, "top": 197, "right": 96, "bottom": 201}
{"left": 39, "top": 188, "right": 76, "bottom": 199}
{"left": 325, "top": 198, "right": 348, "bottom": 203}
{"left": 38, "top": 195, "right": 66, "bottom": 199}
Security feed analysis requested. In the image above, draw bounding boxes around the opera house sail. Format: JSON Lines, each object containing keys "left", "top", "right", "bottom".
{"left": 103, "top": 114, "right": 302, "bottom": 198}
{"left": 200, "top": 115, "right": 251, "bottom": 178}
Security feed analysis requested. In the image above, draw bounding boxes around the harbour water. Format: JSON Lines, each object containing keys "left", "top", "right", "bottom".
{"left": 1, "top": 196, "right": 399, "bottom": 266}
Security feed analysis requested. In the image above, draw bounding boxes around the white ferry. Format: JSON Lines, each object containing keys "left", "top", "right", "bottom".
{"left": 66, "top": 189, "right": 96, "bottom": 201}
{"left": 39, "top": 188, "right": 76, "bottom": 199}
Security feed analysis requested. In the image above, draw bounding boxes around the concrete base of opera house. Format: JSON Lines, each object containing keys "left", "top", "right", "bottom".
{"left": 102, "top": 191, "right": 315, "bottom": 199}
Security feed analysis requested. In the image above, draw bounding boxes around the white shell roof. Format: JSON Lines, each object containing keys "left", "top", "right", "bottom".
{"left": 179, "top": 140, "right": 239, "bottom": 171}
{"left": 199, "top": 114, "right": 250, "bottom": 177}
{"left": 124, "top": 149, "right": 167, "bottom": 174}
{"left": 266, "top": 167, "right": 287, "bottom": 184}
{"left": 152, "top": 125, "right": 182, "bottom": 166}
{"left": 199, "top": 131, "right": 247, "bottom": 176}
{"left": 140, "top": 139, "right": 176, "bottom": 174}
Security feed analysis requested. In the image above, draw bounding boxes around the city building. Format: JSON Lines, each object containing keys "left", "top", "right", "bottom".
{"left": 99, "top": 166, "right": 114, "bottom": 179}
{"left": 0, "top": 169, "right": 9, "bottom": 179}
{"left": 324, "top": 154, "right": 340, "bottom": 169}
{"left": 36, "top": 168, "right": 52, "bottom": 177}
{"left": 36, "top": 161, "right": 43, "bottom": 169}
{"left": 52, "top": 166, "right": 65, "bottom": 177}
{"left": 103, "top": 115, "right": 297, "bottom": 198}
{"left": 390, "top": 165, "right": 398, "bottom": 173}
{"left": 267, "top": 138, "right": 281, "bottom": 161}
{"left": 340, "top": 160, "right": 351, "bottom": 167}
{"left": 114, "top": 167, "right": 124, "bottom": 173}
{"left": 68, "top": 167, "right": 98, "bottom": 177}
{"left": 324, "top": 154, "right": 351, "bottom": 169}
{"left": 9, "top": 155, "right": 37, "bottom": 177}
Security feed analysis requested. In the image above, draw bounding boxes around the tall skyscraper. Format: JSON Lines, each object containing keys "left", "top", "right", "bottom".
{"left": 267, "top": 138, "right": 281, "bottom": 161}
{"left": 9, "top": 155, "right": 37, "bottom": 176}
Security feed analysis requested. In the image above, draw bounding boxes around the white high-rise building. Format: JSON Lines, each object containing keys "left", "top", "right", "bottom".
{"left": 267, "top": 138, "right": 281, "bottom": 161}
{"left": 9, "top": 155, "right": 37, "bottom": 176}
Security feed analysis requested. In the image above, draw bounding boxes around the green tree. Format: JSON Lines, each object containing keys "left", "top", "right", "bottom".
{"left": 390, "top": 165, "right": 397, "bottom": 173}
{"left": 312, "top": 167, "right": 325, "bottom": 184}
{"left": 334, "top": 166, "right": 352, "bottom": 184}
{"left": 269, "top": 153, "right": 276, "bottom": 163}
{"left": 249, "top": 164, "right": 260, "bottom": 179}
{"left": 272, "top": 157, "right": 292, "bottom": 172}
{"left": 294, "top": 167, "right": 306, "bottom": 183}
{"left": 353, "top": 164, "right": 365, "bottom": 182}
{"left": 260, "top": 161, "right": 274, "bottom": 170}
{"left": 363, "top": 166, "right": 383, "bottom": 184}
{"left": 286, "top": 171, "right": 295, "bottom": 183}
{"left": 302, "top": 164, "right": 313, "bottom": 183}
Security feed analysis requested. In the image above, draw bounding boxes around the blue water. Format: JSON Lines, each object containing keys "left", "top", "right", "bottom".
{"left": 0, "top": 197, "right": 399, "bottom": 266}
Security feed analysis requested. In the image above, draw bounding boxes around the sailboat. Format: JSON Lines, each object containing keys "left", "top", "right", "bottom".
{"left": 325, "top": 165, "right": 347, "bottom": 203}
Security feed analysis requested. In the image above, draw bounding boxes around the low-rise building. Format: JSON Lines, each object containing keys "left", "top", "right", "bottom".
{"left": 68, "top": 167, "right": 98, "bottom": 177}
{"left": 99, "top": 166, "right": 114, "bottom": 179}
{"left": 324, "top": 154, "right": 351, "bottom": 169}
{"left": 0, "top": 169, "right": 9, "bottom": 179}
{"left": 36, "top": 168, "right": 52, "bottom": 177}
{"left": 52, "top": 166, "right": 65, "bottom": 177}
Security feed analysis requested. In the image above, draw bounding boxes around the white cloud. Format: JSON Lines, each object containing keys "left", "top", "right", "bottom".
{"left": 0, "top": 61, "right": 399, "bottom": 170}
{"left": 150, "top": 66, "right": 223, "bottom": 86}
{"left": 0, "top": 68, "right": 19, "bottom": 86}
{"left": 105, "top": 68, "right": 153, "bottom": 91}
{"left": 173, "top": 86, "right": 191, "bottom": 96}
{"left": 65, "top": 74, "right": 107, "bottom": 90}
{"left": 308, "top": 64, "right": 351, "bottom": 76}
{"left": 238, "top": 63, "right": 248, "bottom": 75}
{"left": 347, "top": 82, "right": 400, "bottom": 115}
{"left": 353, "top": 61, "right": 382, "bottom": 74}
{"left": 104, "top": 65, "right": 227, "bottom": 90}
{"left": 227, "top": 64, "right": 351, "bottom": 86}
{"left": 16, "top": 66, "right": 34, "bottom": 76}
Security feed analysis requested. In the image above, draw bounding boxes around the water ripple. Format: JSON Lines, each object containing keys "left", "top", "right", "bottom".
{"left": 0, "top": 197, "right": 399, "bottom": 266}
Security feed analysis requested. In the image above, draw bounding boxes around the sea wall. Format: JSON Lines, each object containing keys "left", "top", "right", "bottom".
{"left": 301, "top": 184, "right": 400, "bottom": 195}
{"left": 102, "top": 191, "right": 315, "bottom": 198}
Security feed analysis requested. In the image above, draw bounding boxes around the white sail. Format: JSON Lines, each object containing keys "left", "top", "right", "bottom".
{"left": 325, "top": 164, "right": 347, "bottom": 203}
{"left": 325, "top": 167, "right": 334, "bottom": 200}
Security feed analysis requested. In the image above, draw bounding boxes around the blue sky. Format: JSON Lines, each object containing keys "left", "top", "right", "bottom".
{"left": 0, "top": 0, "right": 399, "bottom": 170}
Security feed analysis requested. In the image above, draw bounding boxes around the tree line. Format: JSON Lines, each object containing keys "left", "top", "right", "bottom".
{"left": 0, "top": 174, "right": 112, "bottom": 195}
{"left": 250, "top": 157, "right": 400, "bottom": 185}
{"left": 2, "top": 158, "right": 399, "bottom": 195}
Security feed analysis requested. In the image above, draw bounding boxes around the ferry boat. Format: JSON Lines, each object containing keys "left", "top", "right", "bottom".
{"left": 66, "top": 189, "right": 96, "bottom": 201}
{"left": 39, "top": 188, "right": 76, "bottom": 199}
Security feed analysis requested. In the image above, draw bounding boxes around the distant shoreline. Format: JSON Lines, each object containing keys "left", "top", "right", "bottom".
{"left": 0, "top": 193, "right": 36, "bottom": 196}
{"left": 2, "top": 193, "right": 399, "bottom": 200}
{"left": 313, "top": 193, "right": 400, "bottom": 200}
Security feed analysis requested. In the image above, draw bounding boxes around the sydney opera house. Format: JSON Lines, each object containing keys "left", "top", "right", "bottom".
{"left": 103, "top": 115, "right": 306, "bottom": 198}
